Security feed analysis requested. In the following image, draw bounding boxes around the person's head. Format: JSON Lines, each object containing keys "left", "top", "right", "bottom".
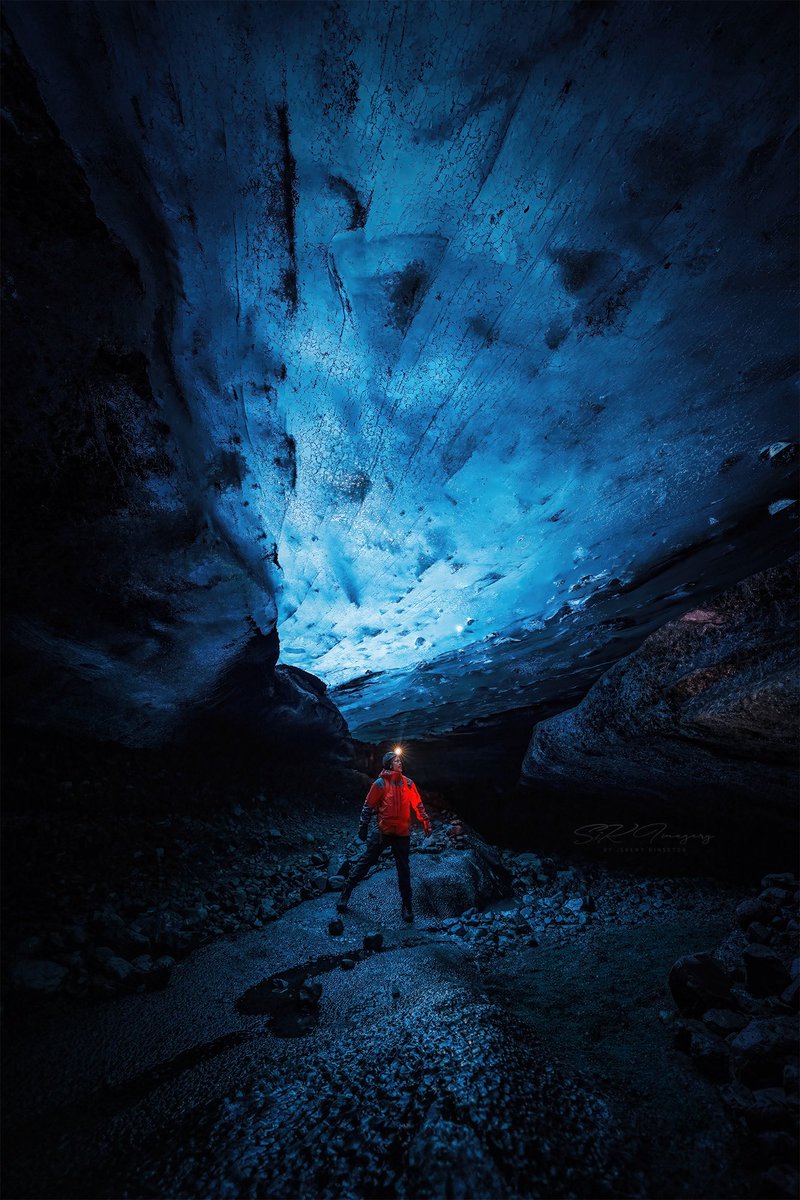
{"left": 383, "top": 750, "right": 402, "bottom": 771}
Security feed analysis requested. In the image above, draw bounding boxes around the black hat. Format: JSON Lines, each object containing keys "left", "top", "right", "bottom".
{"left": 383, "top": 750, "right": 400, "bottom": 768}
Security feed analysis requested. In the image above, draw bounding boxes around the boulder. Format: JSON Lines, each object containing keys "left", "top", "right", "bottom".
{"left": 730, "top": 1016, "right": 799, "bottom": 1088}
{"left": 673, "top": 1020, "right": 731, "bottom": 1081}
{"left": 412, "top": 831, "right": 512, "bottom": 918}
{"left": 668, "top": 952, "right": 735, "bottom": 1016}
{"left": 742, "top": 944, "right": 791, "bottom": 997}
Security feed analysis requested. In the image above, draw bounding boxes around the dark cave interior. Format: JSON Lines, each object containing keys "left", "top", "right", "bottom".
{"left": 1, "top": 3, "right": 798, "bottom": 1198}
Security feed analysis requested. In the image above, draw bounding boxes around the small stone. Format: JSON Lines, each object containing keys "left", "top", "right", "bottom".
{"left": 151, "top": 956, "right": 175, "bottom": 988}
{"left": 102, "top": 955, "right": 134, "bottom": 984}
{"left": 328, "top": 918, "right": 344, "bottom": 936}
{"left": 760, "top": 1165, "right": 800, "bottom": 1200}
{"left": 702, "top": 1008, "right": 748, "bottom": 1036}
{"left": 674, "top": 1019, "right": 731, "bottom": 1081}
{"left": 730, "top": 1015, "right": 798, "bottom": 1089}
{"left": 516, "top": 853, "right": 541, "bottom": 868}
{"left": 11, "top": 959, "right": 68, "bottom": 993}
{"left": 340, "top": 957, "right": 356, "bottom": 970}
{"left": 363, "top": 932, "right": 383, "bottom": 952}
{"left": 746, "top": 922, "right": 772, "bottom": 944}
{"left": 736, "top": 897, "right": 776, "bottom": 931}
{"left": 729, "top": 983, "right": 768, "bottom": 1016}
{"left": 760, "top": 873, "right": 798, "bottom": 891}
{"left": 327, "top": 874, "right": 347, "bottom": 892}
{"left": 780, "top": 976, "right": 799, "bottom": 1010}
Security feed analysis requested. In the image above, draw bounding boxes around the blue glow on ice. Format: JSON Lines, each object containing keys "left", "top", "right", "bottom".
{"left": 7, "top": 1, "right": 797, "bottom": 740}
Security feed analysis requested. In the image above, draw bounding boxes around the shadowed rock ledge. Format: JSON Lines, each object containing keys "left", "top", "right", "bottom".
{"left": 520, "top": 557, "right": 799, "bottom": 874}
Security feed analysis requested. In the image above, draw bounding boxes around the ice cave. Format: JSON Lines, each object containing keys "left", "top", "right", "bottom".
{"left": 2, "top": 2, "right": 798, "bottom": 1197}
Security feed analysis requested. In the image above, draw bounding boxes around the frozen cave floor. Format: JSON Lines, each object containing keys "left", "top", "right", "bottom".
{"left": 2, "top": 820, "right": 769, "bottom": 1200}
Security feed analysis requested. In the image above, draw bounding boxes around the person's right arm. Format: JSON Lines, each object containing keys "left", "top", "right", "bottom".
{"left": 358, "top": 781, "right": 383, "bottom": 838}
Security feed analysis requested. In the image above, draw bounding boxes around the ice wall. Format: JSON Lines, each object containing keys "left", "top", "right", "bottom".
{"left": 4, "top": 1, "right": 797, "bottom": 742}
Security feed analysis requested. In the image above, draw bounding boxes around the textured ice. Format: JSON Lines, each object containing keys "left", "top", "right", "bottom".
{"left": 6, "top": 2, "right": 797, "bottom": 740}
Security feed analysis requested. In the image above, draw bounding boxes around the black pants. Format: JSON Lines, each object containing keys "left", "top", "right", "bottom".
{"left": 346, "top": 832, "right": 412, "bottom": 908}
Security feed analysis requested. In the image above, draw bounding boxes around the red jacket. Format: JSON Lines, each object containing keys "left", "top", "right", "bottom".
{"left": 361, "top": 769, "right": 431, "bottom": 837}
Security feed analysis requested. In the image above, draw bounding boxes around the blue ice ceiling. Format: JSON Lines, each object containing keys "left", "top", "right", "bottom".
{"left": 7, "top": 1, "right": 798, "bottom": 741}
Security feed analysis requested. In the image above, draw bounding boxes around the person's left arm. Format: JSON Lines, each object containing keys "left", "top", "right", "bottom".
{"left": 409, "top": 779, "right": 432, "bottom": 836}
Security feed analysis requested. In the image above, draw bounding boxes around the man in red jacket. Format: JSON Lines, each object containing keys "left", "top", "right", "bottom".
{"left": 336, "top": 751, "right": 431, "bottom": 923}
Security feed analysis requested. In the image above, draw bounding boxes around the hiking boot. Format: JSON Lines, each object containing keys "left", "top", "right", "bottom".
{"left": 401, "top": 905, "right": 414, "bottom": 924}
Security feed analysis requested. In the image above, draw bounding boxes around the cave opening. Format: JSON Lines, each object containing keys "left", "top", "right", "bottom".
{"left": 2, "top": 2, "right": 798, "bottom": 1199}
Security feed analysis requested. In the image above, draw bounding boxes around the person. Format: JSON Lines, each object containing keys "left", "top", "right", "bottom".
{"left": 336, "top": 751, "right": 431, "bottom": 923}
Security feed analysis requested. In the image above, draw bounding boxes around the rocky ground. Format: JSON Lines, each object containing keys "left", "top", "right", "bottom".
{"left": 3, "top": 756, "right": 798, "bottom": 1199}
{"left": 1, "top": 736, "right": 371, "bottom": 1004}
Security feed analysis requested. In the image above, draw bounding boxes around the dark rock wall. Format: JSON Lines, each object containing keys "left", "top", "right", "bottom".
{"left": 1, "top": 20, "right": 348, "bottom": 758}
{"left": 519, "top": 557, "right": 799, "bottom": 875}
